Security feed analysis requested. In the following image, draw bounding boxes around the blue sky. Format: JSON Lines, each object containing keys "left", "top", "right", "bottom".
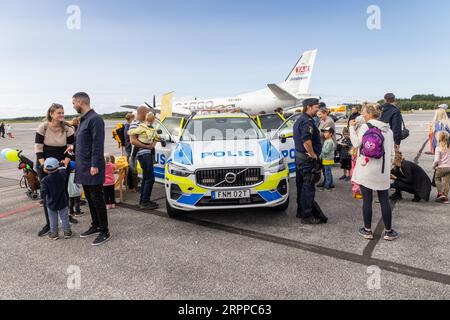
{"left": 1, "top": 0, "right": 449, "bottom": 118}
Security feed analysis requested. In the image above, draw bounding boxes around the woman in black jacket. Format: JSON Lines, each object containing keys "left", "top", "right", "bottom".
{"left": 390, "top": 152, "right": 432, "bottom": 202}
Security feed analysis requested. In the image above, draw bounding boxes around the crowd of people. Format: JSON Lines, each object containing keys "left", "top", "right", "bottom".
{"left": 32, "top": 93, "right": 163, "bottom": 246}
{"left": 30, "top": 91, "right": 450, "bottom": 246}
{"left": 293, "top": 93, "right": 450, "bottom": 242}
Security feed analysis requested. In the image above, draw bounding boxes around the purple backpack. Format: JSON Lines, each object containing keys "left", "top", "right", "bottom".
{"left": 360, "top": 123, "right": 386, "bottom": 172}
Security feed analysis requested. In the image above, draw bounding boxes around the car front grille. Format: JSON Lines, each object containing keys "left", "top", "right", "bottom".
{"left": 196, "top": 194, "right": 266, "bottom": 207}
{"left": 196, "top": 168, "right": 263, "bottom": 188}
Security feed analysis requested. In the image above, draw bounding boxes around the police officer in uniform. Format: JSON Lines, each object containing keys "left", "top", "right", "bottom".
{"left": 294, "top": 98, "right": 328, "bottom": 224}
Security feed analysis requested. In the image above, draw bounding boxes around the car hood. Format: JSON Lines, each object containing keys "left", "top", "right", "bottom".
{"left": 171, "top": 139, "right": 281, "bottom": 169}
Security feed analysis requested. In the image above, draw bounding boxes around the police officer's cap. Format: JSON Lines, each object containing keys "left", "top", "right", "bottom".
{"left": 302, "top": 98, "right": 320, "bottom": 107}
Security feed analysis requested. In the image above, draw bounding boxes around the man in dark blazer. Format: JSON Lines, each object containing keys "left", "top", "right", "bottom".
{"left": 67, "top": 92, "right": 110, "bottom": 246}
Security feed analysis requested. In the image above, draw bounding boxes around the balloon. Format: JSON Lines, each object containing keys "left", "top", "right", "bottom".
{"left": 1, "top": 148, "right": 12, "bottom": 160}
{"left": 5, "top": 149, "right": 20, "bottom": 162}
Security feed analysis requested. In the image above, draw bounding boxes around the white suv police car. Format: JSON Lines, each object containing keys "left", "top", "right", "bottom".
{"left": 161, "top": 113, "right": 289, "bottom": 216}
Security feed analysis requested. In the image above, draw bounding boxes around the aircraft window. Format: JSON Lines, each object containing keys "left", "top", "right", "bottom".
{"left": 181, "top": 118, "right": 265, "bottom": 141}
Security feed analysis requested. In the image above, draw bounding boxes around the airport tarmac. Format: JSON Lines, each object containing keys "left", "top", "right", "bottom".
{"left": 0, "top": 112, "right": 449, "bottom": 300}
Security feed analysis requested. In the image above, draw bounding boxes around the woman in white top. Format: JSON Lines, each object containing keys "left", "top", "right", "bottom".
{"left": 349, "top": 103, "right": 399, "bottom": 241}
{"left": 5, "top": 124, "right": 13, "bottom": 138}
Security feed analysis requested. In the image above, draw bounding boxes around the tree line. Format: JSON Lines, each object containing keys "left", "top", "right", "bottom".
{"left": 375, "top": 94, "right": 450, "bottom": 111}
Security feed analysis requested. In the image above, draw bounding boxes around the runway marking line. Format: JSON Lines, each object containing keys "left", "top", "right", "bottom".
{"left": 118, "top": 201, "right": 450, "bottom": 286}
{"left": 118, "top": 139, "right": 450, "bottom": 286}
{"left": 0, "top": 203, "right": 40, "bottom": 219}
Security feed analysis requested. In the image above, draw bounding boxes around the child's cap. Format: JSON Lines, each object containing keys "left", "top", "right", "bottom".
{"left": 44, "top": 158, "right": 59, "bottom": 171}
{"left": 321, "top": 127, "right": 335, "bottom": 135}
{"left": 69, "top": 161, "right": 76, "bottom": 171}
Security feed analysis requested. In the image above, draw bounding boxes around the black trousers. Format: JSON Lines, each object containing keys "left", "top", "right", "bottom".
{"left": 360, "top": 185, "right": 392, "bottom": 230}
{"left": 103, "top": 185, "right": 116, "bottom": 205}
{"left": 69, "top": 196, "right": 81, "bottom": 214}
{"left": 296, "top": 160, "right": 324, "bottom": 219}
{"left": 83, "top": 184, "right": 109, "bottom": 234}
{"left": 393, "top": 180, "right": 418, "bottom": 198}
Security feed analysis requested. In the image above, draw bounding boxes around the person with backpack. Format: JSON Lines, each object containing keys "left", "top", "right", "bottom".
{"left": 380, "top": 93, "right": 405, "bottom": 149}
{"left": 350, "top": 103, "right": 398, "bottom": 241}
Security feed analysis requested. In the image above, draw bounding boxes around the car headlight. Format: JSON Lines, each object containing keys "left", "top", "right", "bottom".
{"left": 267, "top": 158, "right": 286, "bottom": 174}
{"left": 168, "top": 162, "right": 193, "bottom": 177}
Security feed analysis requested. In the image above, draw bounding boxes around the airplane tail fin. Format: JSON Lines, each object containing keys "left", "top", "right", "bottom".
{"left": 280, "top": 49, "right": 317, "bottom": 97}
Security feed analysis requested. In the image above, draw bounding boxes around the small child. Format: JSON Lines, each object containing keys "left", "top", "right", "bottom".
{"left": 350, "top": 115, "right": 365, "bottom": 200}
{"left": 433, "top": 131, "right": 450, "bottom": 204}
{"left": 40, "top": 158, "right": 72, "bottom": 240}
{"left": 320, "top": 127, "right": 336, "bottom": 191}
{"left": 338, "top": 127, "right": 353, "bottom": 181}
{"left": 67, "top": 161, "right": 83, "bottom": 217}
{"left": 128, "top": 113, "right": 161, "bottom": 159}
{"left": 104, "top": 154, "right": 116, "bottom": 209}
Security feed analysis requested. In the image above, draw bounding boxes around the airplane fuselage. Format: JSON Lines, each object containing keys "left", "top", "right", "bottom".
{"left": 169, "top": 88, "right": 298, "bottom": 115}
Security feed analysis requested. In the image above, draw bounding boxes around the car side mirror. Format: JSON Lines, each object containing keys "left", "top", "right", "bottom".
{"left": 278, "top": 128, "right": 293, "bottom": 144}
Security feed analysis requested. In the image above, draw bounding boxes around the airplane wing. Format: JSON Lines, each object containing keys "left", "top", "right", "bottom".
{"left": 121, "top": 105, "right": 139, "bottom": 110}
{"left": 267, "top": 84, "right": 298, "bottom": 101}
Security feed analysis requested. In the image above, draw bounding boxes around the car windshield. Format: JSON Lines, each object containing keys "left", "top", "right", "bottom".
{"left": 258, "top": 114, "right": 285, "bottom": 131}
{"left": 181, "top": 117, "right": 265, "bottom": 141}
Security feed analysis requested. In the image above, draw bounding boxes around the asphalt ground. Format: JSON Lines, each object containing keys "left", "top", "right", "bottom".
{"left": 0, "top": 112, "right": 449, "bottom": 300}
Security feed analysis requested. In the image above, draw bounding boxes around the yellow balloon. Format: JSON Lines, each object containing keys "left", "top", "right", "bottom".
{"left": 5, "top": 150, "right": 20, "bottom": 162}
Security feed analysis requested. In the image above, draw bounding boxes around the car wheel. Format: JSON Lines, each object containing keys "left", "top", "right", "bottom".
{"left": 273, "top": 197, "right": 290, "bottom": 212}
{"left": 166, "top": 199, "right": 183, "bottom": 218}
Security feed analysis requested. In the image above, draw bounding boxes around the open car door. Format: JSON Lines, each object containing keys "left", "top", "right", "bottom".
{"left": 153, "top": 119, "right": 178, "bottom": 183}
{"left": 160, "top": 116, "right": 186, "bottom": 142}
{"left": 269, "top": 113, "right": 302, "bottom": 178}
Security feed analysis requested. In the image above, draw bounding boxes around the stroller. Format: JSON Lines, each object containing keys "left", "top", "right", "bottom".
{"left": 17, "top": 151, "right": 40, "bottom": 200}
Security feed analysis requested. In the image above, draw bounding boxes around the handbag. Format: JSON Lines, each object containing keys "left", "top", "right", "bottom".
{"left": 401, "top": 119, "right": 410, "bottom": 141}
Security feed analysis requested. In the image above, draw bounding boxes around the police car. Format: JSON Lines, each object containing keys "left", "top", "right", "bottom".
{"left": 160, "top": 113, "right": 290, "bottom": 216}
